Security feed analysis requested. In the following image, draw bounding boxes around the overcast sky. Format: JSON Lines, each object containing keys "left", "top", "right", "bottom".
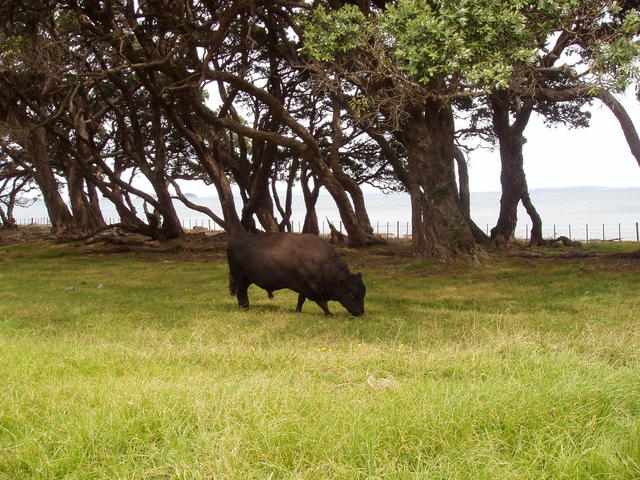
{"left": 467, "top": 90, "right": 640, "bottom": 192}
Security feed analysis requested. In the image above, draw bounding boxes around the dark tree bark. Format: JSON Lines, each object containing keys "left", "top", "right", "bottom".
{"left": 489, "top": 91, "right": 543, "bottom": 247}
{"left": 166, "top": 93, "right": 243, "bottom": 233}
{"left": 67, "top": 93, "right": 107, "bottom": 233}
{"left": 202, "top": 70, "right": 377, "bottom": 246}
{"left": 300, "top": 164, "right": 321, "bottom": 234}
{"left": 398, "top": 101, "right": 476, "bottom": 259}
{"left": 271, "top": 157, "right": 299, "bottom": 232}
{"left": 0, "top": 86, "right": 75, "bottom": 235}
{"left": 453, "top": 148, "right": 490, "bottom": 244}
{"left": 147, "top": 98, "right": 183, "bottom": 239}
{"left": 27, "top": 127, "right": 74, "bottom": 234}
{"left": 0, "top": 176, "right": 32, "bottom": 229}
{"left": 240, "top": 131, "right": 280, "bottom": 232}
{"left": 329, "top": 96, "right": 376, "bottom": 237}
{"left": 596, "top": 90, "right": 640, "bottom": 168}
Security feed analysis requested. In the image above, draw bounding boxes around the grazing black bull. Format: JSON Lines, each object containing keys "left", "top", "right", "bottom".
{"left": 227, "top": 232, "right": 365, "bottom": 316}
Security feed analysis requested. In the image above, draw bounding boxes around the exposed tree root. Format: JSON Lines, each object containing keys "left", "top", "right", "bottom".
{"left": 325, "top": 219, "right": 386, "bottom": 247}
{"left": 608, "top": 249, "right": 640, "bottom": 258}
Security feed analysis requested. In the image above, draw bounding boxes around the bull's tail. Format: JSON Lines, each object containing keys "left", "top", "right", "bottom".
{"left": 229, "top": 271, "right": 236, "bottom": 296}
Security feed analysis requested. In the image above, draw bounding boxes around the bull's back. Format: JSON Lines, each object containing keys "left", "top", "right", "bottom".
{"left": 228, "top": 232, "right": 336, "bottom": 290}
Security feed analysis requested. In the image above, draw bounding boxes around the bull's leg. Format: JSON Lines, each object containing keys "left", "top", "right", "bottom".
{"left": 315, "top": 300, "right": 333, "bottom": 317}
{"left": 235, "top": 277, "right": 250, "bottom": 309}
{"left": 296, "top": 294, "right": 306, "bottom": 312}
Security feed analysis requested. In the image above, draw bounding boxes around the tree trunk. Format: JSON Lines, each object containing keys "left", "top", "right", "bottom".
{"left": 521, "top": 190, "right": 543, "bottom": 246}
{"left": 454, "top": 147, "right": 489, "bottom": 244}
{"left": 489, "top": 92, "right": 542, "bottom": 247}
{"left": 200, "top": 143, "right": 243, "bottom": 233}
{"left": 271, "top": 157, "right": 298, "bottom": 232}
{"left": 148, "top": 99, "right": 184, "bottom": 240}
{"left": 400, "top": 102, "right": 476, "bottom": 260}
{"left": 0, "top": 208, "right": 11, "bottom": 229}
{"left": 490, "top": 136, "right": 526, "bottom": 247}
{"left": 153, "top": 176, "right": 184, "bottom": 239}
{"left": 329, "top": 96, "right": 375, "bottom": 236}
{"left": 0, "top": 176, "right": 29, "bottom": 229}
{"left": 301, "top": 147, "right": 373, "bottom": 246}
{"left": 68, "top": 95, "right": 107, "bottom": 233}
{"left": 27, "top": 127, "right": 74, "bottom": 234}
{"left": 597, "top": 90, "right": 640, "bottom": 168}
{"left": 163, "top": 93, "right": 244, "bottom": 234}
{"left": 86, "top": 181, "right": 105, "bottom": 226}
{"left": 66, "top": 167, "right": 105, "bottom": 233}
{"left": 239, "top": 138, "right": 279, "bottom": 232}
{"left": 301, "top": 166, "right": 321, "bottom": 235}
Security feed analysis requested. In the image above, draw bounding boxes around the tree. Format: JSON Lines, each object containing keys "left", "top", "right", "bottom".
{"left": 0, "top": 144, "right": 36, "bottom": 229}
{"left": 303, "top": 0, "right": 639, "bottom": 258}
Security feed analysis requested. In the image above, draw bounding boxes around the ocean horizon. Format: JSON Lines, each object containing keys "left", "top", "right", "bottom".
{"left": 12, "top": 186, "right": 640, "bottom": 241}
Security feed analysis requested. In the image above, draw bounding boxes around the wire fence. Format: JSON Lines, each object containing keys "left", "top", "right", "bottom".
{"left": 515, "top": 223, "right": 640, "bottom": 243}
{"left": 13, "top": 216, "right": 640, "bottom": 242}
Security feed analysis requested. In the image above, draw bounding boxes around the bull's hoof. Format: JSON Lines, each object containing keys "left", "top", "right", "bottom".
{"left": 324, "top": 312, "right": 334, "bottom": 318}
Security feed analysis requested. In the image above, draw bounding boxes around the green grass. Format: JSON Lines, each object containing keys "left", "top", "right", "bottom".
{"left": 1, "top": 240, "right": 640, "bottom": 479}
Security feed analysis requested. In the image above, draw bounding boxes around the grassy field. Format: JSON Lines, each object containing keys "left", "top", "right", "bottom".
{"left": 1, "top": 238, "right": 640, "bottom": 479}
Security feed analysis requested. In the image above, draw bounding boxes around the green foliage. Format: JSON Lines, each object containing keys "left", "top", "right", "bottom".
{"left": 301, "top": 5, "right": 370, "bottom": 62}
{"left": 382, "top": 0, "right": 541, "bottom": 87}
{"left": 303, "top": 0, "right": 640, "bottom": 93}
{"left": 593, "top": 32, "right": 640, "bottom": 91}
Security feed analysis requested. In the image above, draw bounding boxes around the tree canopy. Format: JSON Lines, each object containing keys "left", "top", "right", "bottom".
{"left": 1, "top": 0, "right": 638, "bottom": 258}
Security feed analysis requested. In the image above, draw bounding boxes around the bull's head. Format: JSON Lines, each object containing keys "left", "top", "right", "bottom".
{"left": 338, "top": 272, "right": 366, "bottom": 316}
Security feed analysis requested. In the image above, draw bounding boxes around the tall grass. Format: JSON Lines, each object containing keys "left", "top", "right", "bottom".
{"left": 1, "top": 241, "right": 639, "bottom": 479}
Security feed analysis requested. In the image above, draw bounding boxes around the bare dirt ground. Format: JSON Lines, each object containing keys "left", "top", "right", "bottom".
{"left": 0, "top": 226, "right": 54, "bottom": 245}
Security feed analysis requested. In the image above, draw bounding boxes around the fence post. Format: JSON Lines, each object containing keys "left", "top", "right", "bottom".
{"left": 569, "top": 224, "right": 572, "bottom": 240}
{"left": 586, "top": 224, "right": 589, "bottom": 242}
{"left": 396, "top": 220, "right": 399, "bottom": 239}
{"left": 619, "top": 223, "right": 621, "bottom": 241}
{"left": 526, "top": 224, "right": 529, "bottom": 240}
{"left": 386, "top": 221, "right": 389, "bottom": 238}
{"left": 636, "top": 222, "right": 639, "bottom": 242}
{"left": 602, "top": 224, "right": 605, "bottom": 241}
{"left": 553, "top": 224, "right": 556, "bottom": 238}
{"left": 339, "top": 221, "right": 342, "bottom": 233}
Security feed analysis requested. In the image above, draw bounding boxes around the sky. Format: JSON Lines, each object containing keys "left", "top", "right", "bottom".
{"left": 466, "top": 90, "right": 640, "bottom": 192}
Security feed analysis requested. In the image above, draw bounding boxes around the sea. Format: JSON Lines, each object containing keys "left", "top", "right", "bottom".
{"left": 12, "top": 186, "right": 640, "bottom": 242}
